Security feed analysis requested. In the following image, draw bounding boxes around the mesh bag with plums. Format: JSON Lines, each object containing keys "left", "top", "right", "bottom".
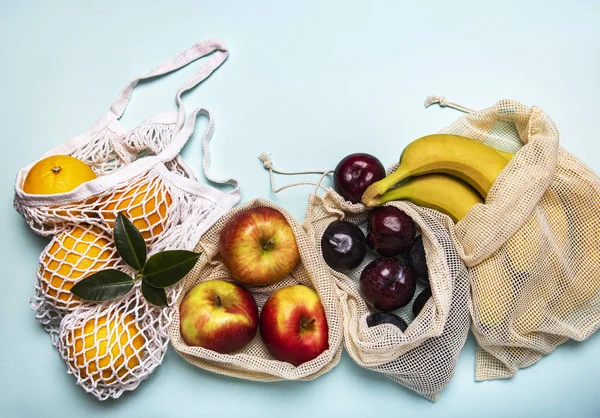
{"left": 169, "top": 198, "right": 344, "bottom": 380}
{"left": 302, "top": 176, "right": 470, "bottom": 401}
{"left": 13, "top": 40, "right": 240, "bottom": 399}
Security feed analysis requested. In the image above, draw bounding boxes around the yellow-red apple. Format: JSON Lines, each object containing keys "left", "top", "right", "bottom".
{"left": 259, "top": 284, "right": 329, "bottom": 366}
{"left": 219, "top": 207, "right": 300, "bottom": 286}
{"left": 179, "top": 280, "right": 259, "bottom": 354}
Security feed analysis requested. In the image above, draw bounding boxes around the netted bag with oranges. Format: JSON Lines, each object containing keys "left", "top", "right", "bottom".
{"left": 58, "top": 298, "right": 169, "bottom": 400}
{"left": 16, "top": 150, "right": 175, "bottom": 239}
{"left": 30, "top": 172, "right": 176, "bottom": 330}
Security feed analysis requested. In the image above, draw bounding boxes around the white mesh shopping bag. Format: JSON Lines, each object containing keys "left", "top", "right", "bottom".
{"left": 302, "top": 186, "right": 470, "bottom": 401}
{"left": 13, "top": 39, "right": 240, "bottom": 399}
{"left": 426, "top": 97, "right": 600, "bottom": 381}
{"left": 169, "top": 199, "right": 344, "bottom": 381}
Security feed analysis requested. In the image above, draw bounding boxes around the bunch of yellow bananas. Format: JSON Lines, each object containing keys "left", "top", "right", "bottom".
{"left": 361, "top": 134, "right": 513, "bottom": 222}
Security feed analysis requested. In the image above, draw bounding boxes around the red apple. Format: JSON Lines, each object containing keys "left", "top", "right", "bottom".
{"left": 179, "top": 280, "right": 259, "bottom": 354}
{"left": 219, "top": 207, "right": 300, "bottom": 286}
{"left": 259, "top": 284, "right": 329, "bottom": 366}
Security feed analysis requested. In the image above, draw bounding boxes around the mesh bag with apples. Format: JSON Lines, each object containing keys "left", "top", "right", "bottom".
{"left": 430, "top": 99, "right": 600, "bottom": 381}
{"left": 302, "top": 186, "right": 471, "bottom": 401}
{"left": 13, "top": 40, "right": 240, "bottom": 399}
{"left": 169, "top": 198, "right": 344, "bottom": 380}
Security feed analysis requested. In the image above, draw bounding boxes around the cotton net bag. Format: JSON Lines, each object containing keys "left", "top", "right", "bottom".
{"left": 302, "top": 184, "right": 471, "bottom": 402}
{"left": 13, "top": 40, "right": 240, "bottom": 399}
{"left": 425, "top": 97, "right": 600, "bottom": 381}
{"left": 169, "top": 198, "right": 343, "bottom": 381}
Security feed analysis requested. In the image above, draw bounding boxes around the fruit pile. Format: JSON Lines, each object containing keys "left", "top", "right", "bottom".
{"left": 179, "top": 207, "right": 329, "bottom": 366}
{"left": 358, "top": 134, "right": 513, "bottom": 222}
{"left": 19, "top": 154, "right": 176, "bottom": 397}
{"left": 316, "top": 133, "right": 514, "bottom": 331}
{"left": 321, "top": 207, "right": 430, "bottom": 330}
{"left": 170, "top": 200, "right": 343, "bottom": 380}
{"left": 299, "top": 147, "right": 473, "bottom": 400}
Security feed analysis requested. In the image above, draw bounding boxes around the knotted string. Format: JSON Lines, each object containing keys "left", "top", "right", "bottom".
{"left": 258, "top": 152, "right": 331, "bottom": 193}
{"left": 424, "top": 96, "right": 475, "bottom": 114}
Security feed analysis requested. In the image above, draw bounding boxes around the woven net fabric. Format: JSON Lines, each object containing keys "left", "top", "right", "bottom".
{"left": 57, "top": 286, "right": 179, "bottom": 400}
{"left": 169, "top": 198, "right": 343, "bottom": 381}
{"left": 301, "top": 188, "right": 470, "bottom": 401}
{"left": 15, "top": 118, "right": 236, "bottom": 400}
{"left": 438, "top": 99, "right": 600, "bottom": 380}
{"left": 12, "top": 40, "right": 240, "bottom": 400}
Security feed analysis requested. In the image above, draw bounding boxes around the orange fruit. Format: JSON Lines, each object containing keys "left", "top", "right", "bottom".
{"left": 98, "top": 180, "right": 172, "bottom": 242}
{"left": 23, "top": 155, "right": 96, "bottom": 194}
{"left": 65, "top": 312, "right": 145, "bottom": 385}
{"left": 39, "top": 225, "right": 116, "bottom": 311}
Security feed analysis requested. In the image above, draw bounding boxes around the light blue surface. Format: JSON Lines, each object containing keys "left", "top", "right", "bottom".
{"left": 2, "top": 1, "right": 600, "bottom": 417}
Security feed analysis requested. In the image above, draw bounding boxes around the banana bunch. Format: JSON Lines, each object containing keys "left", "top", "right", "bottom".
{"left": 361, "top": 134, "right": 513, "bottom": 222}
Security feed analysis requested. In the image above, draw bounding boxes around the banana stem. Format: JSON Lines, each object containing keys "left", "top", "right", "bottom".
{"left": 362, "top": 166, "right": 410, "bottom": 206}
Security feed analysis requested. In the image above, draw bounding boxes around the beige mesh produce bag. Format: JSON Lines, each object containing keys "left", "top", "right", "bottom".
{"left": 169, "top": 198, "right": 343, "bottom": 381}
{"left": 431, "top": 98, "right": 600, "bottom": 381}
{"left": 13, "top": 40, "right": 240, "bottom": 399}
{"left": 302, "top": 188, "right": 471, "bottom": 401}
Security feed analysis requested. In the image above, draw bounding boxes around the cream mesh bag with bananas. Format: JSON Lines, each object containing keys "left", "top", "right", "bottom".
{"left": 168, "top": 199, "right": 343, "bottom": 381}
{"left": 365, "top": 98, "right": 600, "bottom": 381}
{"left": 302, "top": 187, "right": 471, "bottom": 401}
{"left": 13, "top": 40, "right": 240, "bottom": 399}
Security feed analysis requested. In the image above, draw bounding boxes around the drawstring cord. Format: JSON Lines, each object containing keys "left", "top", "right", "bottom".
{"left": 258, "top": 153, "right": 331, "bottom": 193}
{"left": 259, "top": 96, "right": 476, "bottom": 194}
{"left": 424, "top": 96, "right": 475, "bottom": 114}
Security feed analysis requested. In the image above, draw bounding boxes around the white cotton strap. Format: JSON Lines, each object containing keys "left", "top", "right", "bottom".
{"left": 424, "top": 96, "right": 476, "bottom": 114}
{"left": 159, "top": 108, "right": 239, "bottom": 194}
{"left": 108, "top": 39, "right": 228, "bottom": 126}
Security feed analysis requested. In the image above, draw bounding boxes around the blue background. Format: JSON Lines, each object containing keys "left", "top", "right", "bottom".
{"left": 2, "top": 1, "right": 600, "bottom": 417}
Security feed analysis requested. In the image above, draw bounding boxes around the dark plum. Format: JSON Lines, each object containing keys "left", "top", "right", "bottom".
{"left": 366, "top": 312, "right": 408, "bottom": 332}
{"left": 321, "top": 220, "right": 367, "bottom": 272}
{"left": 359, "top": 257, "right": 416, "bottom": 312}
{"left": 408, "top": 235, "right": 429, "bottom": 282}
{"left": 412, "top": 287, "right": 432, "bottom": 318}
{"left": 367, "top": 206, "right": 416, "bottom": 256}
{"left": 334, "top": 153, "right": 386, "bottom": 204}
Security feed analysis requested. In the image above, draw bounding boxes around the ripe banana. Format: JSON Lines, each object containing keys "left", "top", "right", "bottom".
{"left": 362, "top": 134, "right": 510, "bottom": 206}
{"left": 496, "top": 149, "right": 515, "bottom": 162}
{"left": 376, "top": 173, "right": 483, "bottom": 223}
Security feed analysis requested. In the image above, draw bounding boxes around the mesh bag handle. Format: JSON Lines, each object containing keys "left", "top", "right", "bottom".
{"left": 158, "top": 108, "right": 239, "bottom": 193}
{"left": 108, "top": 39, "right": 228, "bottom": 131}
{"left": 52, "top": 39, "right": 229, "bottom": 158}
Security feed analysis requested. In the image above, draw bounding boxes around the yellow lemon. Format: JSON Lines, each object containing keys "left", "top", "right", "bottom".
{"left": 66, "top": 313, "right": 145, "bottom": 385}
{"left": 40, "top": 225, "right": 115, "bottom": 311}
{"left": 98, "top": 180, "right": 172, "bottom": 242}
{"left": 23, "top": 155, "right": 96, "bottom": 194}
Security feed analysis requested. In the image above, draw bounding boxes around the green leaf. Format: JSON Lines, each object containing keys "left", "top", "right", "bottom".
{"left": 143, "top": 250, "right": 200, "bottom": 288}
{"left": 70, "top": 269, "right": 134, "bottom": 302}
{"left": 141, "top": 278, "right": 169, "bottom": 307}
{"left": 114, "top": 212, "right": 147, "bottom": 271}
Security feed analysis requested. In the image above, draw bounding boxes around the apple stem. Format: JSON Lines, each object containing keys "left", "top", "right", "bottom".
{"left": 301, "top": 317, "right": 316, "bottom": 329}
{"left": 261, "top": 238, "right": 275, "bottom": 252}
{"left": 215, "top": 294, "right": 222, "bottom": 307}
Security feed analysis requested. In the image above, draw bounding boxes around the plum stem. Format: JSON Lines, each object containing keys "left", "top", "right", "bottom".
{"left": 301, "top": 317, "right": 316, "bottom": 329}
